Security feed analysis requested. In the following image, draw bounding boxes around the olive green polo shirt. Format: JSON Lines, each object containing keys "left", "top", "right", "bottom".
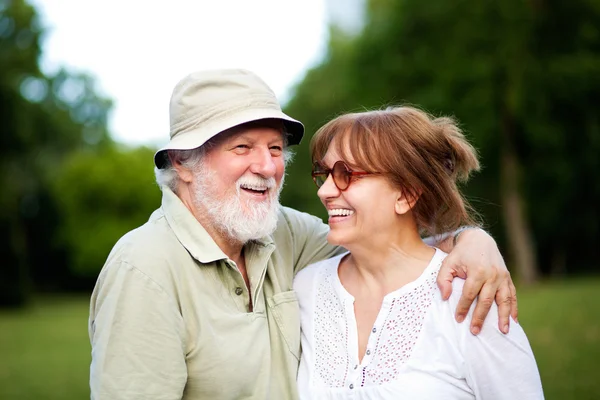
{"left": 89, "top": 188, "right": 341, "bottom": 399}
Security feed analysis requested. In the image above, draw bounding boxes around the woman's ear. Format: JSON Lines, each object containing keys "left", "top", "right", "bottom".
{"left": 169, "top": 151, "right": 194, "bottom": 183}
{"left": 395, "top": 189, "right": 421, "bottom": 215}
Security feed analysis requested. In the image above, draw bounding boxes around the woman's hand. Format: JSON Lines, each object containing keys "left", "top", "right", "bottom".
{"left": 437, "top": 228, "right": 518, "bottom": 335}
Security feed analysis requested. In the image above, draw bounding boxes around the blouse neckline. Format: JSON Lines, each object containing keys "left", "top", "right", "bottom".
{"left": 330, "top": 248, "right": 445, "bottom": 303}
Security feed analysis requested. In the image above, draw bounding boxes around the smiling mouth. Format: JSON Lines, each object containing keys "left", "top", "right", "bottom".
{"left": 241, "top": 186, "right": 268, "bottom": 196}
{"left": 244, "top": 189, "right": 266, "bottom": 195}
{"left": 328, "top": 209, "right": 355, "bottom": 217}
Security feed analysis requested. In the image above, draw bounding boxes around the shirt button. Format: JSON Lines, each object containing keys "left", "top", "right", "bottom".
{"left": 372, "top": 327, "right": 377, "bottom": 333}
{"left": 234, "top": 287, "right": 243, "bottom": 295}
{"left": 366, "top": 350, "right": 371, "bottom": 355}
{"left": 349, "top": 384, "right": 354, "bottom": 389}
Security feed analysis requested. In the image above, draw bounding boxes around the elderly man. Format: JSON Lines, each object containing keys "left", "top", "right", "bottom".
{"left": 89, "top": 69, "right": 516, "bottom": 399}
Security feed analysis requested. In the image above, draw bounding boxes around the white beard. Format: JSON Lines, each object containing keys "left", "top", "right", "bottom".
{"left": 192, "top": 162, "right": 283, "bottom": 244}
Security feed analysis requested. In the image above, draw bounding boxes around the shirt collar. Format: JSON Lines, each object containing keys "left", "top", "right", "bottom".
{"left": 159, "top": 187, "right": 274, "bottom": 264}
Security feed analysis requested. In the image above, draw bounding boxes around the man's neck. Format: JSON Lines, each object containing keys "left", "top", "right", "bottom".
{"left": 195, "top": 211, "right": 245, "bottom": 263}
{"left": 220, "top": 238, "right": 245, "bottom": 266}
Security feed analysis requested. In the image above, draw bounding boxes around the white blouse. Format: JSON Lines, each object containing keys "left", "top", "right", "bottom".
{"left": 293, "top": 249, "right": 544, "bottom": 399}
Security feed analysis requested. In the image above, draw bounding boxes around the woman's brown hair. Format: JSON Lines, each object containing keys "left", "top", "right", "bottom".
{"left": 310, "top": 106, "right": 481, "bottom": 236}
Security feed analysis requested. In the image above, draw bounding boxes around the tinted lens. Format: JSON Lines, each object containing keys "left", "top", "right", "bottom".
{"left": 312, "top": 163, "right": 328, "bottom": 188}
{"left": 313, "top": 174, "right": 327, "bottom": 188}
{"left": 332, "top": 161, "right": 351, "bottom": 190}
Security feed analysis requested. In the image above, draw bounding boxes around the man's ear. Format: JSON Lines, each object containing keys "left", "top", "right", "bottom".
{"left": 168, "top": 150, "right": 194, "bottom": 183}
{"left": 395, "top": 189, "right": 421, "bottom": 215}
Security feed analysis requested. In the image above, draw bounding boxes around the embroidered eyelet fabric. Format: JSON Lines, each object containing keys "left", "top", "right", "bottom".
{"left": 314, "top": 266, "right": 351, "bottom": 387}
{"left": 294, "top": 248, "right": 545, "bottom": 400}
{"left": 313, "top": 252, "right": 439, "bottom": 388}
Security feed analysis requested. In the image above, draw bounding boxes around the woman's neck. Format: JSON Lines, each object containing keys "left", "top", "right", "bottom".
{"left": 340, "top": 226, "right": 435, "bottom": 297}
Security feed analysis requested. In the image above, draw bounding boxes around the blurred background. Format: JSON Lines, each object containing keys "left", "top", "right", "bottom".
{"left": 1, "top": 0, "right": 599, "bottom": 399}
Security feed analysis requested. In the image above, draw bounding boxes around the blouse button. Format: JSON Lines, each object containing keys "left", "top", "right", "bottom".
{"left": 354, "top": 364, "right": 358, "bottom": 370}
{"left": 234, "top": 287, "right": 243, "bottom": 295}
{"left": 366, "top": 350, "right": 371, "bottom": 355}
{"left": 349, "top": 384, "right": 354, "bottom": 389}
{"left": 372, "top": 327, "right": 377, "bottom": 333}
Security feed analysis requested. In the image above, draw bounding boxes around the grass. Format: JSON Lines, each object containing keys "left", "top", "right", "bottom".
{"left": 0, "top": 279, "right": 599, "bottom": 399}
{"left": 518, "top": 278, "right": 600, "bottom": 399}
{"left": 0, "top": 296, "right": 91, "bottom": 400}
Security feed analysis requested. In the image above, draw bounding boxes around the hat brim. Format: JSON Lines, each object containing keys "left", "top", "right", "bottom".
{"left": 154, "top": 108, "right": 304, "bottom": 169}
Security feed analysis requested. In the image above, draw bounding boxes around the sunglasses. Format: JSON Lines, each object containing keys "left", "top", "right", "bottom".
{"left": 311, "top": 161, "right": 378, "bottom": 191}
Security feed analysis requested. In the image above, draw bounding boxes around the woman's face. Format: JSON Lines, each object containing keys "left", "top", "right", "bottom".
{"left": 316, "top": 140, "right": 408, "bottom": 248}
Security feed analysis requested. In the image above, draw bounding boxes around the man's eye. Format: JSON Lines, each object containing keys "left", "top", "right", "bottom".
{"left": 232, "top": 144, "right": 251, "bottom": 152}
{"left": 270, "top": 146, "right": 283, "bottom": 152}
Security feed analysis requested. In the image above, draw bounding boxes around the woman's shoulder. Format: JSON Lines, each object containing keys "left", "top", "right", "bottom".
{"left": 296, "top": 252, "right": 347, "bottom": 279}
{"left": 293, "top": 252, "right": 347, "bottom": 295}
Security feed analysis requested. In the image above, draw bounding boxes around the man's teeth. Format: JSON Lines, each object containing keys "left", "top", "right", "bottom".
{"left": 328, "top": 209, "right": 354, "bottom": 217}
{"left": 241, "top": 184, "right": 268, "bottom": 191}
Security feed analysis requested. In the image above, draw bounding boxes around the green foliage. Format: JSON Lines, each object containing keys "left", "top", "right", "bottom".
{"left": 0, "top": 0, "right": 114, "bottom": 304}
{"left": 282, "top": 27, "right": 361, "bottom": 220}
{"left": 1, "top": 0, "right": 47, "bottom": 305}
{"left": 51, "top": 146, "right": 161, "bottom": 276}
{"left": 0, "top": 0, "right": 42, "bottom": 83}
{"left": 283, "top": 0, "right": 600, "bottom": 275}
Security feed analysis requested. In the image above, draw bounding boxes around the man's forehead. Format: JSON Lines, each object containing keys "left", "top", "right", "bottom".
{"left": 214, "top": 124, "right": 285, "bottom": 144}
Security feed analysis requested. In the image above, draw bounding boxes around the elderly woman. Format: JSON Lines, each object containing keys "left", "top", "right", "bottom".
{"left": 294, "top": 106, "right": 543, "bottom": 399}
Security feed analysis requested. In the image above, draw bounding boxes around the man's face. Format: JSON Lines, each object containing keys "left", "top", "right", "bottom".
{"left": 191, "top": 126, "right": 286, "bottom": 243}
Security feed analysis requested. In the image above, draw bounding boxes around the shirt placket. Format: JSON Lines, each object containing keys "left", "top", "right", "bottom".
{"left": 347, "top": 296, "right": 392, "bottom": 391}
{"left": 222, "top": 242, "right": 274, "bottom": 314}
{"left": 344, "top": 297, "right": 363, "bottom": 392}
{"left": 245, "top": 242, "right": 275, "bottom": 315}
{"left": 223, "top": 259, "right": 252, "bottom": 312}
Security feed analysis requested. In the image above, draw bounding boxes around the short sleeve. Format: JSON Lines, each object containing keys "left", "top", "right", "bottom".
{"left": 277, "top": 207, "right": 345, "bottom": 275}
{"left": 89, "top": 261, "right": 187, "bottom": 400}
{"left": 449, "top": 279, "right": 545, "bottom": 399}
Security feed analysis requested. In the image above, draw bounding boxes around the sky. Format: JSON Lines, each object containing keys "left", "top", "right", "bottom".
{"left": 30, "top": 0, "right": 333, "bottom": 147}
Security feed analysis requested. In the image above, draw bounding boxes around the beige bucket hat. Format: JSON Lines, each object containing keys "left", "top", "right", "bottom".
{"left": 154, "top": 68, "right": 305, "bottom": 168}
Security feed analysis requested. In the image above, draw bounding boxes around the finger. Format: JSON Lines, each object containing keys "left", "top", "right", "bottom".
{"left": 437, "top": 257, "right": 467, "bottom": 300}
{"left": 455, "top": 269, "right": 484, "bottom": 324}
{"left": 509, "top": 279, "right": 518, "bottom": 323}
{"left": 437, "top": 263, "right": 457, "bottom": 300}
{"left": 469, "top": 283, "right": 495, "bottom": 335}
{"left": 495, "top": 280, "right": 512, "bottom": 334}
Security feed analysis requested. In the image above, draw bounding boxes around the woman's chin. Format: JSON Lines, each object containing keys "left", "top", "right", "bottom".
{"left": 326, "top": 232, "right": 351, "bottom": 248}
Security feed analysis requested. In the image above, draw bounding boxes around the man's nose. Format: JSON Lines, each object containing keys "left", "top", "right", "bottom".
{"left": 249, "top": 148, "right": 277, "bottom": 178}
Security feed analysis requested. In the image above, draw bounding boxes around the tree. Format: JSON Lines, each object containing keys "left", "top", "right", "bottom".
{"left": 283, "top": 0, "right": 600, "bottom": 282}
{"left": 50, "top": 146, "right": 161, "bottom": 277}
{"left": 0, "top": 0, "right": 113, "bottom": 305}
